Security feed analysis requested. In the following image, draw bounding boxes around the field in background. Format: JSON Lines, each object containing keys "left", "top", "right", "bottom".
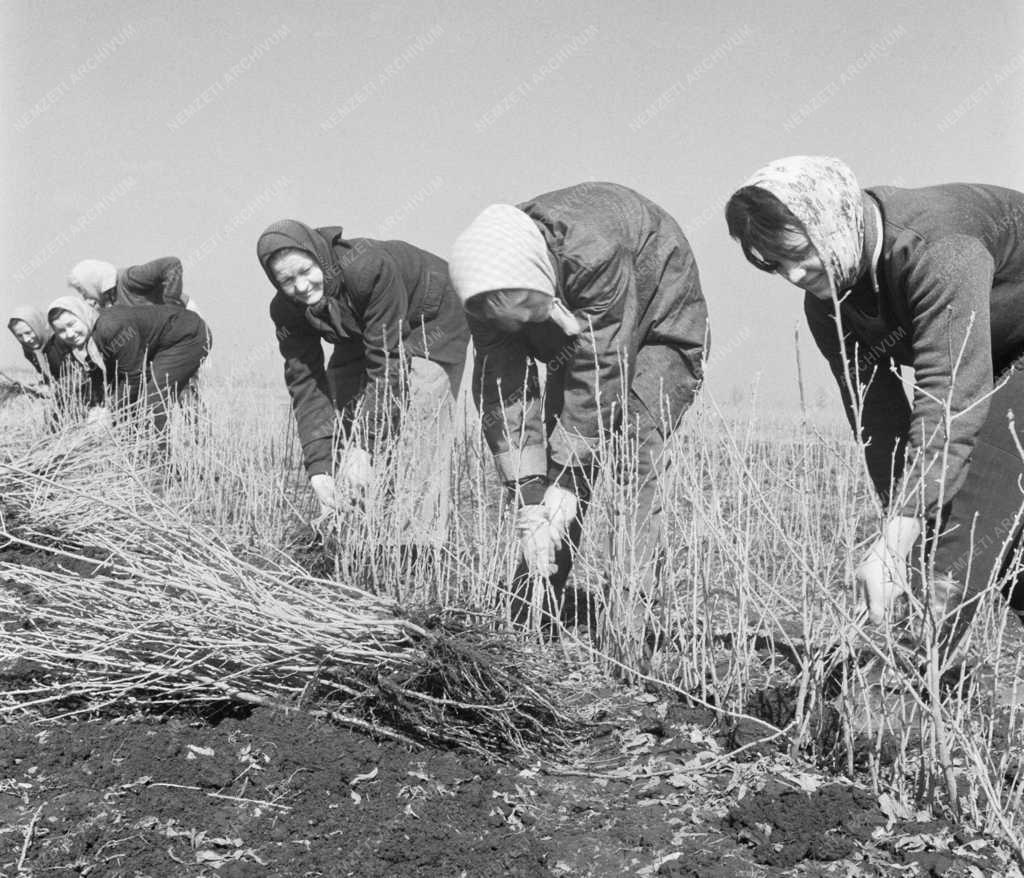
{"left": 2, "top": 368, "right": 1023, "bottom": 861}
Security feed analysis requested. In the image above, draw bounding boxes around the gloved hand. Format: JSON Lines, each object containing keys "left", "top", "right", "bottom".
{"left": 84, "top": 406, "right": 112, "bottom": 434}
{"left": 310, "top": 473, "right": 340, "bottom": 517}
{"left": 857, "top": 516, "right": 920, "bottom": 625}
{"left": 856, "top": 547, "right": 908, "bottom": 625}
{"left": 541, "top": 484, "right": 577, "bottom": 548}
{"left": 337, "top": 447, "right": 373, "bottom": 495}
{"left": 516, "top": 504, "right": 559, "bottom": 577}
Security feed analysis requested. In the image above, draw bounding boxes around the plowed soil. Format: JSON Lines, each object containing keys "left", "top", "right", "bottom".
{"left": 2, "top": 689, "right": 1012, "bottom": 877}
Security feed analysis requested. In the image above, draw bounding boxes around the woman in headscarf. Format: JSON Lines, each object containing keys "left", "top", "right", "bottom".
{"left": 450, "top": 182, "right": 709, "bottom": 637}
{"left": 8, "top": 306, "right": 64, "bottom": 382}
{"left": 47, "top": 295, "right": 211, "bottom": 434}
{"left": 256, "top": 219, "right": 470, "bottom": 531}
{"left": 6, "top": 305, "right": 89, "bottom": 423}
{"left": 67, "top": 256, "right": 201, "bottom": 312}
{"left": 725, "top": 156, "right": 1024, "bottom": 656}
{"left": 32, "top": 297, "right": 107, "bottom": 419}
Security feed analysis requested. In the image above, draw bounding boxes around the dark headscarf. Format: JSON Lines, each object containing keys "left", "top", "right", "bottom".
{"left": 256, "top": 220, "right": 346, "bottom": 299}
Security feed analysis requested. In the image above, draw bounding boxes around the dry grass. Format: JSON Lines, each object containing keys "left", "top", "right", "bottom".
{"left": 1, "top": 366, "right": 1023, "bottom": 856}
{"left": 0, "top": 381, "right": 575, "bottom": 758}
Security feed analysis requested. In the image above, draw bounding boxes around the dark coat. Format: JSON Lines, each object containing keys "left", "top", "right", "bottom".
{"left": 21, "top": 335, "right": 68, "bottom": 383}
{"left": 101, "top": 257, "right": 188, "bottom": 308}
{"left": 805, "top": 183, "right": 1024, "bottom": 516}
{"left": 93, "top": 304, "right": 208, "bottom": 396}
{"left": 267, "top": 230, "right": 469, "bottom": 477}
{"left": 469, "top": 182, "right": 709, "bottom": 485}
{"left": 50, "top": 346, "right": 107, "bottom": 411}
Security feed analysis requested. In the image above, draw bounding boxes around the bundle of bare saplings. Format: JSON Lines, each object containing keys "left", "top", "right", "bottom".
{"left": 0, "top": 428, "right": 579, "bottom": 759}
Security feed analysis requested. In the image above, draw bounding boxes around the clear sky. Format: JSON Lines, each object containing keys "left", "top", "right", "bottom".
{"left": 3, "top": 0, "right": 1023, "bottom": 407}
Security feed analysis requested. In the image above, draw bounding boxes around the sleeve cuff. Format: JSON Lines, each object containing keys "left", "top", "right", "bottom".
{"left": 304, "top": 437, "right": 334, "bottom": 477}
{"left": 549, "top": 422, "right": 598, "bottom": 470}
{"left": 549, "top": 465, "right": 591, "bottom": 495}
{"left": 506, "top": 475, "right": 548, "bottom": 506}
{"left": 493, "top": 443, "right": 547, "bottom": 482}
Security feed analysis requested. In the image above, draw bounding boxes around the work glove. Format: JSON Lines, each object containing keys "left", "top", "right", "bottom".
{"left": 516, "top": 504, "right": 559, "bottom": 577}
{"left": 541, "top": 484, "right": 578, "bottom": 547}
{"left": 310, "top": 473, "right": 341, "bottom": 517}
{"left": 84, "top": 405, "right": 112, "bottom": 434}
{"left": 337, "top": 447, "right": 373, "bottom": 496}
{"left": 856, "top": 548, "right": 908, "bottom": 626}
{"left": 857, "top": 516, "right": 920, "bottom": 626}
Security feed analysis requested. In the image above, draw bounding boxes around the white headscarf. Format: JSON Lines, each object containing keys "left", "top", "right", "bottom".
{"left": 47, "top": 295, "right": 105, "bottom": 371}
{"left": 8, "top": 305, "right": 52, "bottom": 349}
{"left": 8, "top": 305, "right": 53, "bottom": 375}
{"left": 68, "top": 260, "right": 118, "bottom": 301}
{"left": 449, "top": 204, "right": 556, "bottom": 305}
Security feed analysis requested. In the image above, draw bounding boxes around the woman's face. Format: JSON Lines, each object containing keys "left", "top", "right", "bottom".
{"left": 51, "top": 311, "right": 91, "bottom": 348}
{"left": 468, "top": 289, "right": 553, "bottom": 332}
{"left": 9, "top": 320, "right": 40, "bottom": 349}
{"left": 760, "top": 228, "right": 831, "bottom": 300}
{"left": 270, "top": 250, "right": 324, "bottom": 306}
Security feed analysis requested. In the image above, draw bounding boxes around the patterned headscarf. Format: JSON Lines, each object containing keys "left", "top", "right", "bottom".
{"left": 742, "top": 156, "right": 864, "bottom": 294}
{"left": 68, "top": 260, "right": 118, "bottom": 301}
{"left": 47, "top": 295, "right": 104, "bottom": 368}
{"left": 449, "top": 204, "right": 556, "bottom": 306}
{"left": 8, "top": 305, "right": 53, "bottom": 350}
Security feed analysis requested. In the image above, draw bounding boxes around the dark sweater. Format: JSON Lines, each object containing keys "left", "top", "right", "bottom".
{"left": 805, "top": 183, "right": 1024, "bottom": 516}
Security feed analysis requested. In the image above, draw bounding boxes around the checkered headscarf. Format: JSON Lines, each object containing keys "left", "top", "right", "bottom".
{"left": 449, "top": 204, "right": 555, "bottom": 306}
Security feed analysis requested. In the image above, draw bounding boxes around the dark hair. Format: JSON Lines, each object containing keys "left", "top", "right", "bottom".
{"left": 725, "top": 186, "right": 815, "bottom": 272}
{"left": 463, "top": 289, "right": 548, "bottom": 320}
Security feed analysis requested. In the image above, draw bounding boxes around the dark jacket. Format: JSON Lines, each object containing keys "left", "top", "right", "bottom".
{"left": 470, "top": 182, "right": 708, "bottom": 484}
{"left": 268, "top": 232, "right": 469, "bottom": 477}
{"left": 19, "top": 335, "right": 103, "bottom": 421}
{"left": 21, "top": 336, "right": 68, "bottom": 383}
{"left": 102, "top": 257, "right": 188, "bottom": 308}
{"left": 805, "top": 183, "right": 1024, "bottom": 516}
{"left": 50, "top": 346, "right": 107, "bottom": 410}
{"left": 93, "top": 304, "right": 208, "bottom": 401}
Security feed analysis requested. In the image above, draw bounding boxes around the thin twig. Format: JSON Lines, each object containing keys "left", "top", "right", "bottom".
{"left": 17, "top": 803, "right": 44, "bottom": 872}
{"left": 146, "top": 783, "right": 291, "bottom": 810}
